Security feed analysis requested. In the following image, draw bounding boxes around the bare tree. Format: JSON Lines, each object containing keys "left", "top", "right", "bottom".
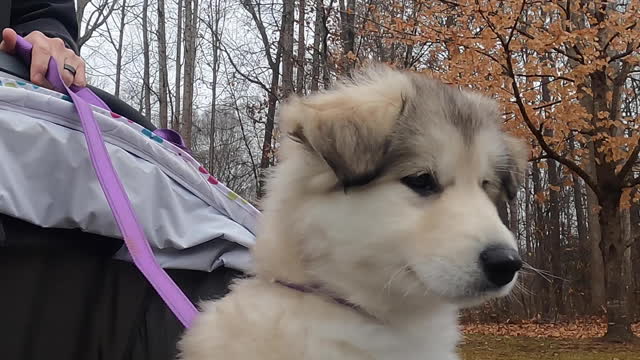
{"left": 240, "top": 0, "right": 284, "bottom": 197}
{"left": 77, "top": 0, "right": 118, "bottom": 52}
{"left": 114, "top": 0, "right": 128, "bottom": 97}
{"left": 157, "top": 0, "right": 169, "bottom": 128}
{"left": 173, "top": 0, "right": 184, "bottom": 131}
{"left": 203, "top": 0, "right": 225, "bottom": 168}
{"left": 295, "top": 0, "right": 306, "bottom": 94}
{"left": 338, "top": 0, "right": 355, "bottom": 73}
{"left": 181, "top": 0, "right": 199, "bottom": 148}
{"left": 142, "top": 0, "right": 152, "bottom": 120}
{"left": 310, "top": 0, "right": 324, "bottom": 91}
{"left": 281, "top": 0, "right": 295, "bottom": 97}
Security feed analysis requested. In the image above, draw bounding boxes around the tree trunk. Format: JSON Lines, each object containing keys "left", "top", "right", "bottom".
{"left": 208, "top": 0, "right": 222, "bottom": 169}
{"left": 181, "top": 0, "right": 199, "bottom": 149}
{"left": 599, "top": 192, "right": 634, "bottom": 342}
{"left": 338, "top": 0, "right": 356, "bottom": 73}
{"left": 114, "top": 0, "right": 127, "bottom": 98}
{"left": 240, "top": 0, "right": 283, "bottom": 198}
{"left": 321, "top": 0, "right": 331, "bottom": 89}
{"left": 142, "top": 0, "right": 152, "bottom": 121}
{"left": 157, "top": 0, "right": 169, "bottom": 128}
{"left": 497, "top": 200, "right": 508, "bottom": 227}
{"left": 572, "top": 165, "right": 590, "bottom": 313}
{"left": 508, "top": 197, "right": 518, "bottom": 244}
{"left": 310, "top": 0, "right": 323, "bottom": 91}
{"left": 531, "top": 160, "right": 547, "bottom": 316}
{"left": 173, "top": 0, "right": 184, "bottom": 131}
{"left": 548, "top": 159, "right": 563, "bottom": 316}
{"left": 296, "top": 0, "right": 306, "bottom": 95}
{"left": 524, "top": 165, "right": 532, "bottom": 256}
{"left": 281, "top": 0, "right": 295, "bottom": 97}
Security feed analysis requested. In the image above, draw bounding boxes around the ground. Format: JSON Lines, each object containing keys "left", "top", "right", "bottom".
{"left": 459, "top": 334, "right": 640, "bottom": 360}
{"left": 458, "top": 321, "right": 640, "bottom": 360}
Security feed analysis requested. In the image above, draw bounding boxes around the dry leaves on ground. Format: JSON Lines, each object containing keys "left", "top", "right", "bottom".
{"left": 461, "top": 319, "right": 640, "bottom": 339}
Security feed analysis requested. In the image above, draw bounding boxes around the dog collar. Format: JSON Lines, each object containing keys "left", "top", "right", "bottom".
{"left": 273, "top": 279, "right": 379, "bottom": 321}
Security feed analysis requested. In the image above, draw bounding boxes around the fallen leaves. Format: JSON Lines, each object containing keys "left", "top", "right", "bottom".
{"left": 461, "top": 319, "right": 640, "bottom": 339}
{"left": 459, "top": 334, "right": 640, "bottom": 360}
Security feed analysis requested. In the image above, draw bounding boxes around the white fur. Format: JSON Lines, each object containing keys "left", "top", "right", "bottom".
{"left": 177, "top": 66, "right": 525, "bottom": 360}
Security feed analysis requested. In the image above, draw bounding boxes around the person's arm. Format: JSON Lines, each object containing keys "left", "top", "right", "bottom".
{"left": 10, "top": 0, "right": 79, "bottom": 54}
{"left": 1, "top": 0, "right": 86, "bottom": 88}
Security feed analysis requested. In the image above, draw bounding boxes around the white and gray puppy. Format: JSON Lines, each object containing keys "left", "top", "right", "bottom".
{"left": 178, "top": 65, "right": 527, "bottom": 360}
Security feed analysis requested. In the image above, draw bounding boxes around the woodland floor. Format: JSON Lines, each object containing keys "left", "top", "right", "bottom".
{"left": 458, "top": 321, "right": 640, "bottom": 360}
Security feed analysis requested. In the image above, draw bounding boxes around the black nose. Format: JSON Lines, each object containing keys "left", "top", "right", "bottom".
{"left": 479, "top": 246, "right": 522, "bottom": 287}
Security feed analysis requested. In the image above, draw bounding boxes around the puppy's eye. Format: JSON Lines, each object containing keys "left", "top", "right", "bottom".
{"left": 482, "top": 180, "right": 490, "bottom": 189}
{"left": 401, "top": 173, "right": 439, "bottom": 196}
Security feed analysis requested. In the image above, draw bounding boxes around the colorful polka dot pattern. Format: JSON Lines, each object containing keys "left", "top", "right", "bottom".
{"left": 141, "top": 128, "right": 165, "bottom": 144}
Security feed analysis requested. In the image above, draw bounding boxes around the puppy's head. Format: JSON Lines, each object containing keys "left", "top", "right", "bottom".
{"left": 255, "top": 65, "right": 527, "bottom": 314}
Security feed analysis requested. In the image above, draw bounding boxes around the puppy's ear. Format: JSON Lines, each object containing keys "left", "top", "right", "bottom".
{"left": 500, "top": 135, "right": 529, "bottom": 200}
{"left": 280, "top": 74, "right": 408, "bottom": 188}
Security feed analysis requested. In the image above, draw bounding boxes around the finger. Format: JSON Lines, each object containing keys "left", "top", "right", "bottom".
{"left": 48, "top": 42, "right": 75, "bottom": 87}
{"left": 30, "top": 44, "right": 53, "bottom": 88}
{"left": 60, "top": 59, "right": 75, "bottom": 87}
{"left": 59, "top": 49, "right": 83, "bottom": 87}
{"left": 70, "top": 58, "right": 87, "bottom": 87}
{"left": 0, "top": 28, "right": 18, "bottom": 54}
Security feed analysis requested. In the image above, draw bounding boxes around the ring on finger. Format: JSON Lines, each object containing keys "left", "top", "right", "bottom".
{"left": 63, "top": 63, "right": 77, "bottom": 77}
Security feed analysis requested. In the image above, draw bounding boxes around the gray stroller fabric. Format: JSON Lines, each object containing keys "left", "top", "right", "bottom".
{"left": 0, "top": 77, "right": 260, "bottom": 273}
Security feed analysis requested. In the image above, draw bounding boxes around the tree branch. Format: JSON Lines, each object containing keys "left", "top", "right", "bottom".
{"left": 618, "top": 135, "right": 640, "bottom": 182}
{"left": 240, "top": 0, "right": 277, "bottom": 71}
{"left": 498, "top": 38, "right": 599, "bottom": 196}
{"left": 609, "top": 42, "right": 640, "bottom": 63}
{"left": 506, "top": 0, "right": 527, "bottom": 46}
{"left": 515, "top": 27, "right": 584, "bottom": 64}
{"left": 515, "top": 73, "right": 575, "bottom": 83}
{"left": 219, "top": 41, "right": 275, "bottom": 96}
{"left": 533, "top": 100, "right": 562, "bottom": 111}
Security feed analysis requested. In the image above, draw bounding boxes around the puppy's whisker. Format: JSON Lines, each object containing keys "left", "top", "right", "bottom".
{"left": 522, "top": 262, "right": 568, "bottom": 283}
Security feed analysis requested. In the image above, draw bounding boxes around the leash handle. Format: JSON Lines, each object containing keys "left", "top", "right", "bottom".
{"left": 13, "top": 35, "right": 198, "bottom": 328}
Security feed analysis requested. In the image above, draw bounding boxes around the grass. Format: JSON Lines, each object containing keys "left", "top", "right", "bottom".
{"left": 459, "top": 334, "right": 640, "bottom": 360}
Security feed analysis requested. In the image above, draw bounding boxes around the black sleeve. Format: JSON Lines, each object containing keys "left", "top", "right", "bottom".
{"left": 10, "top": 0, "right": 79, "bottom": 54}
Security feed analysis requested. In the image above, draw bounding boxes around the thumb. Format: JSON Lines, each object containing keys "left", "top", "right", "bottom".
{"left": 0, "top": 28, "right": 18, "bottom": 54}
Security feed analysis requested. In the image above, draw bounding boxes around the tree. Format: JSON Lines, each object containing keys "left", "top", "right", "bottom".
{"left": 113, "top": 0, "right": 128, "bottom": 97}
{"left": 157, "top": 0, "right": 170, "bottom": 128}
{"left": 173, "top": 0, "right": 184, "bottom": 131}
{"left": 240, "top": 0, "right": 284, "bottom": 197}
{"left": 281, "top": 0, "right": 296, "bottom": 96}
{"left": 338, "top": 0, "right": 356, "bottom": 73}
{"left": 296, "top": 0, "right": 306, "bottom": 94}
{"left": 181, "top": 0, "right": 199, "bottom": 148}
{"left": 142, "top": 0, "right": 152, "bottom": 120}
{"left": 77, "top": 0, "right": 118, "bottom": 52}
{"left": 203, "top": 0, "right": 226, "bottom": 169}
{"left": 310, "top": 0, "right": 327, "bottom": 91}
{"left": 382, "top": 0, "right": 640, "bottom": 341}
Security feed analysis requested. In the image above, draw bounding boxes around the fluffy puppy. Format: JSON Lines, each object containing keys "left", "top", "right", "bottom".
{"left": 178, "top": 65, "right": 527, "bottom": 360}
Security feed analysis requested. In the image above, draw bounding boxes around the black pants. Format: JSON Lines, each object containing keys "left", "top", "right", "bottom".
{"left": 0, "top": 215, "right": 240, "bottom": 360}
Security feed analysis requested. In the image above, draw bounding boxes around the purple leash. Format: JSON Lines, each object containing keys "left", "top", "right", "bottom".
{"left": 14, "top": 36, "right": 198, "bottom": 328}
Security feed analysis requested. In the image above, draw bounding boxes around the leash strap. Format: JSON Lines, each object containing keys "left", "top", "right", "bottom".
{"left": 13, "top": 36, "right": 198, "bottom": 328}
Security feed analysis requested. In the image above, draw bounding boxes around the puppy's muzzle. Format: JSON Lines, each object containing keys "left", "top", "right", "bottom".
{"left": 479, "top": 246, "right": 522, "bottom": 287}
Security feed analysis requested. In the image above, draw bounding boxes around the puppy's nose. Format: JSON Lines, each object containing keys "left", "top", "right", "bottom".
{"left": 479, "top": 246, "right": 522, "bottom": 287}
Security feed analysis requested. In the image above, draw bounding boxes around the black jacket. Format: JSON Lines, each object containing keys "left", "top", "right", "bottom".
{"left": 0, "top": 0, "right": 79, "bottom": 54}
{"left": 0, "top": 0, "right": 156, "bottom": 133}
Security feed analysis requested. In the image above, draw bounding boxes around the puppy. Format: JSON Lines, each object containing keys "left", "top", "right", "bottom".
{"left": 177, "top": 65, "right": 527, "bottom": 360}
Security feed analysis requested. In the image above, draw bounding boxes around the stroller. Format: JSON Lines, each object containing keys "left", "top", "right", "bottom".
{"left": 0, "top": 37, "right": 259, "bottom": 360}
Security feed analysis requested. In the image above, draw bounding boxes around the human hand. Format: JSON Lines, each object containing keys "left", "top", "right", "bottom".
{"left": 0, "top": 28, "right": 87, "bottom": 88}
